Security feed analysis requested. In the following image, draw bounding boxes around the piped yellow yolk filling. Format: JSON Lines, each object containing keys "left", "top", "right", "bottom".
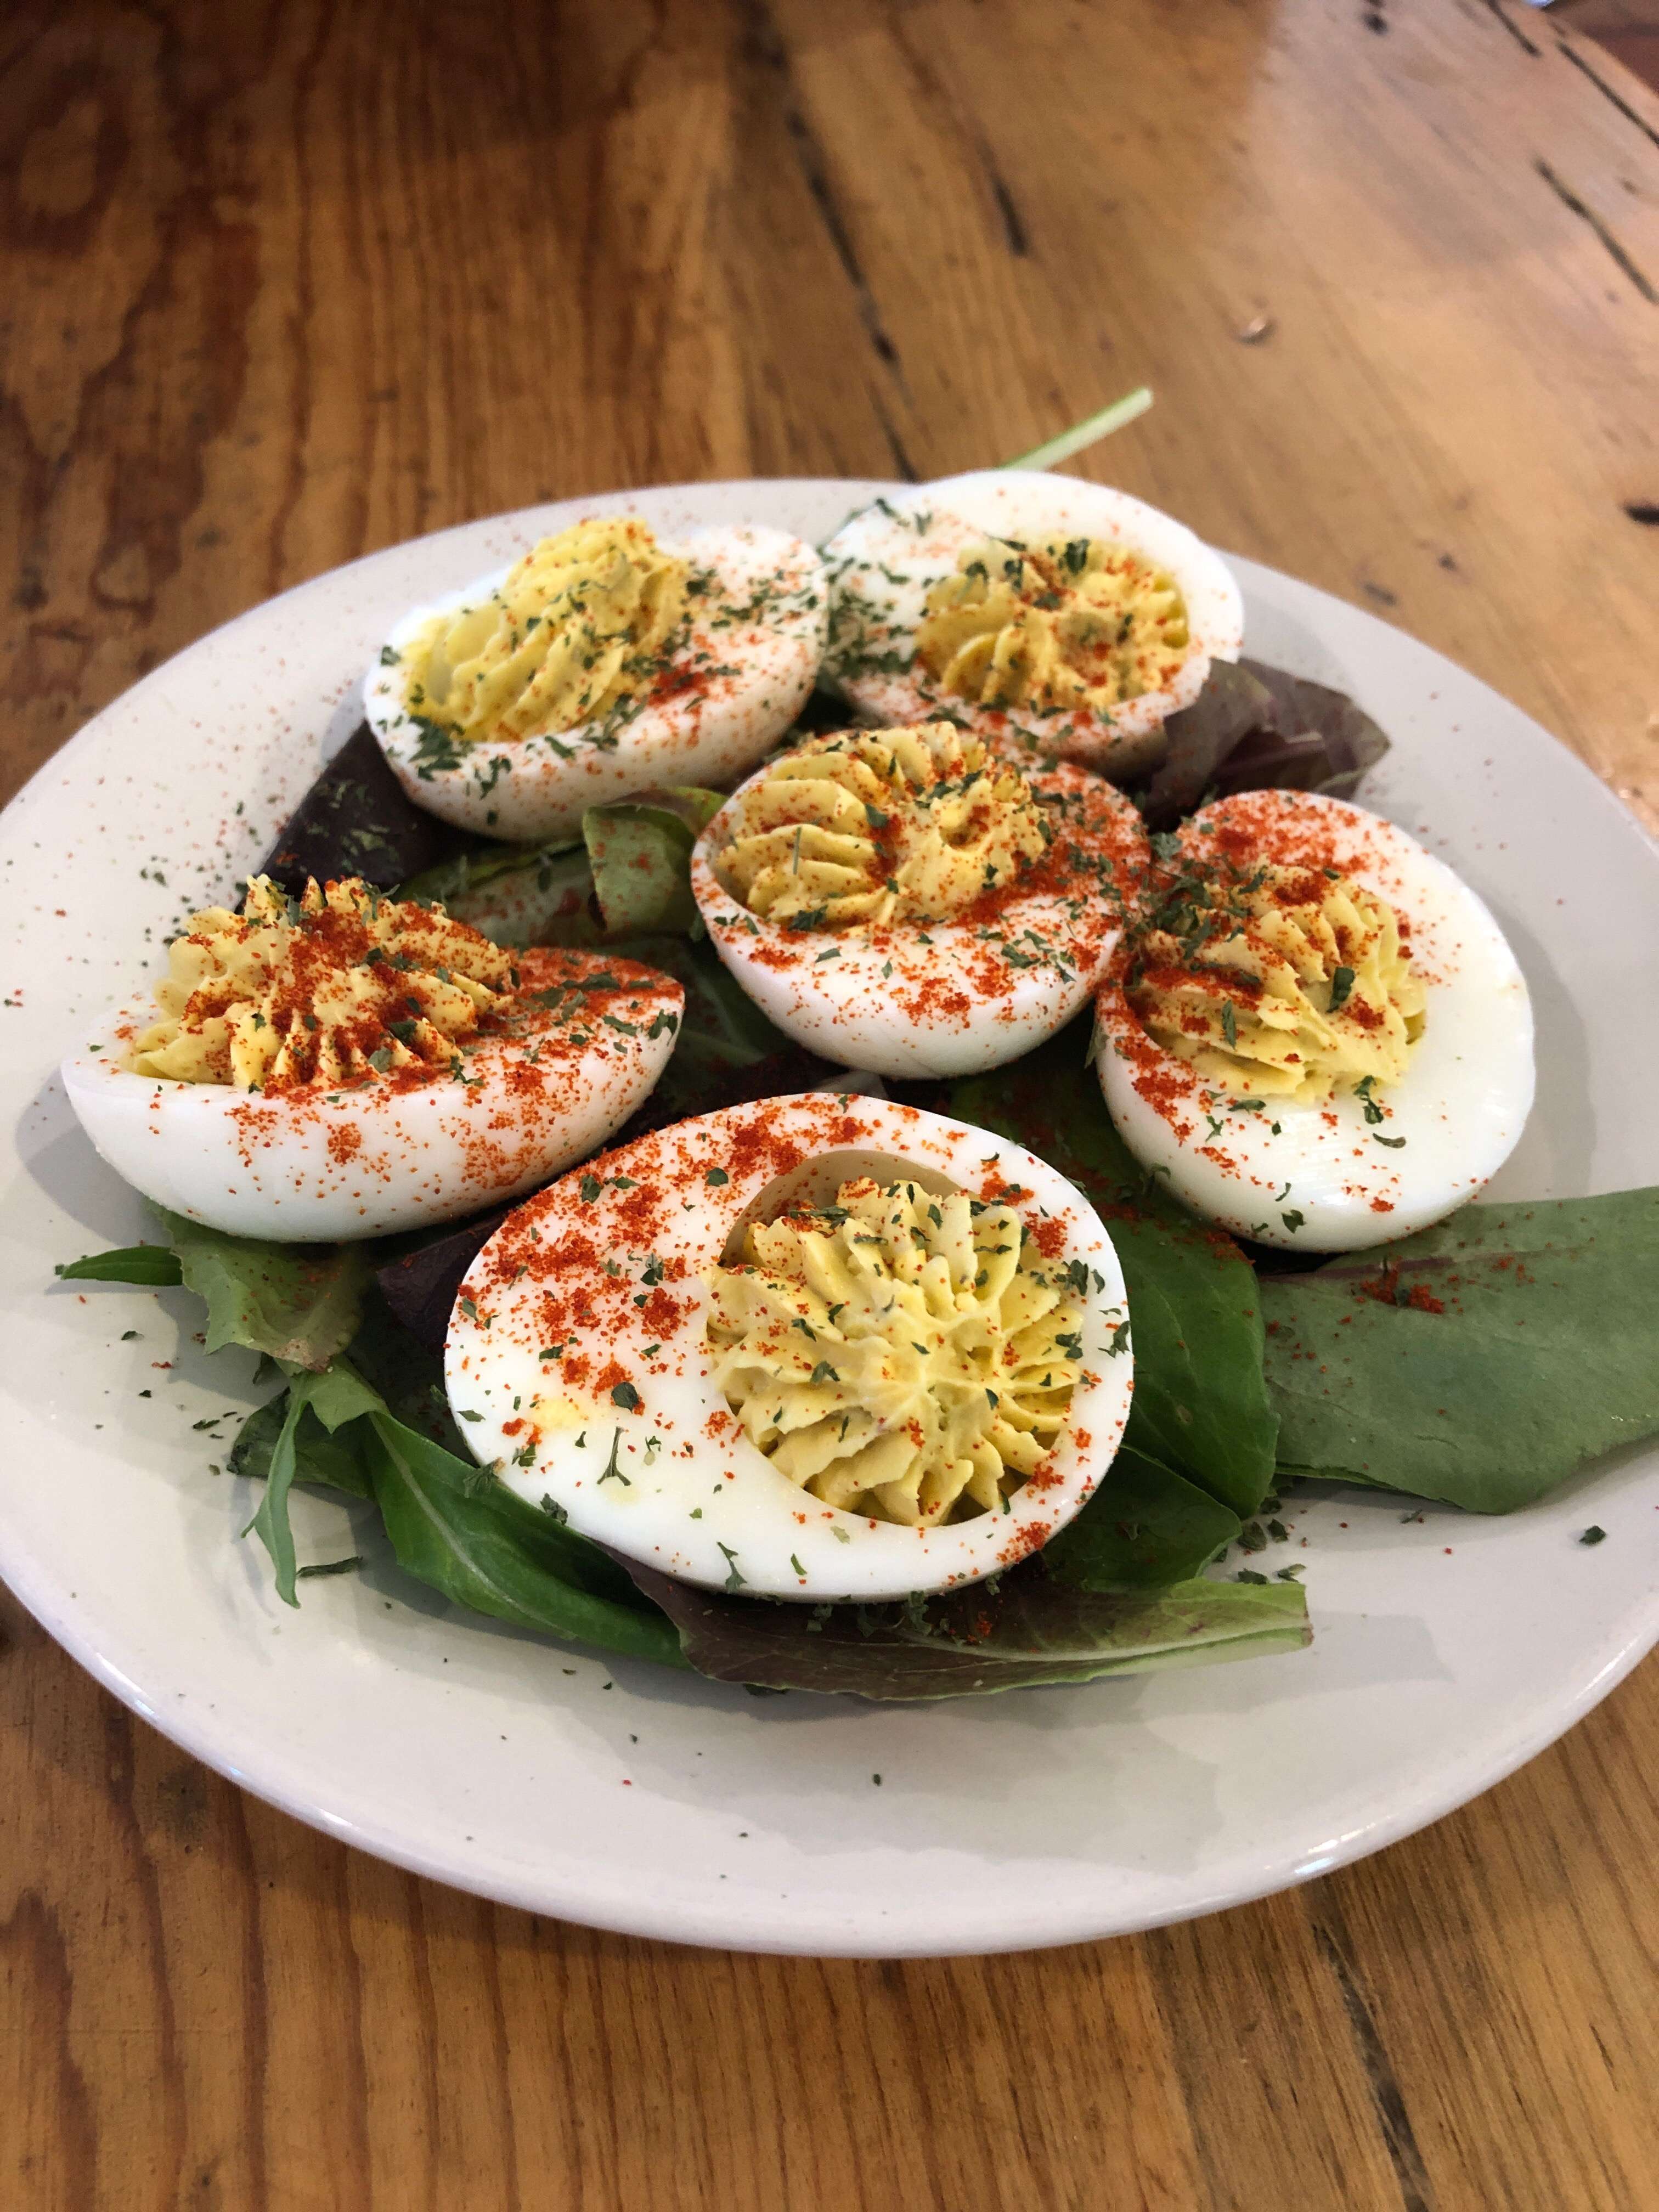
{"left": 917, "top": 534, "right": 1190, "bottom": 713}
{"left": 715, "top": 721, "right": 1048, "bottom": 928}
{"left": 706, "top": 1177, "right": 1083, "bottom": 1527}
{"left": 129, "top": 875, "right": 514, "bottom": 1092}
{"left": 1129, "top": 862, "right": 1425, "bottom": 1100}
{"left": 404, "top": 517, "right": 690, "bottom": 746}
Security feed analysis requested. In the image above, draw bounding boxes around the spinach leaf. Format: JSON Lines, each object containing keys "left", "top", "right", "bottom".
{"left": 151, "top": 1206, "right": 370, "bottom": 1371}
{"left": 246, "top": 1361, "right": 385, "bottom": 1605}
{"left": 249, "top": 1390, "right": 313, "bottom": 1607}
{"left": 229, "top": 1282, "right": 466, "bottom": 1503}
{"left": 362, "top": 1414, "right": 686, "bottom": 1668}
{"left": 952, "top": 1023, "right": 1278, "bottom": 1517}
{"left": 1263, "top": 1189, "right": 1659, "bottom": 1510}
{"left": 583, "top": 788, "right": 726, "bottom": 935}
{"left": 55, "top": 1244, "right": 183, "bottom": 1286}
{"left": 620, "top": 1560, "right": 1308, "bottom": 1700}
{"left": 1041, "top": 1446, "right": 1242, "bottom": 1590}
{"left": 228, "top": 1392, "right": 374, "bottom": 1500}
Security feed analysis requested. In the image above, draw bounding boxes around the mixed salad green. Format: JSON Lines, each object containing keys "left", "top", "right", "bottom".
{"left": 56, "top": 680, "right": 1659, "bottom": 1700}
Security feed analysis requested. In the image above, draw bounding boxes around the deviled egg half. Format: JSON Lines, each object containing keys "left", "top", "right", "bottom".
{"left": 61, "top": 876, "right": 682, "bottom": 1242}
{"left": 1094, "top": 791, "right": 1534, "bottom": 1251}
{"left": 690, "top": 720, "right": 1149, "bottom": 1078}
{"left": 447, "top": 1093, "right": 1134, "bottom": 1602}
{"left": 365, "top": 514, "right": 827, "bottom": 843}
{"left": 820, "top": 469, "right": 1243, "bottom": 780}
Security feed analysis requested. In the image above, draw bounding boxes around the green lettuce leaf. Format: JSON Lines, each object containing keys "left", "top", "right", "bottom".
{"left": 1040, "top": 1446, "right": 1242, "bottom": 1590}
{"left": 620, "top": 1561, "right": 1309, "bottom": 1700}
{"left": 1263, "top": 1189, "right": 1659, "bottom": 1510}
{"left": 226, "top": 1283, "right": 467, "bottom": 1497}
{"left": 951, "top": 1023, "right": 1279, "bottom": 1517}
{"left": 583, "top": 788, "right": 726, "bottom": 935}
{"left": 150, "top": 1206, "right": 369, "bottom": 1370}
{"left": 59, "top": 1212, "right": 368, "bottom": 1368}
{"left": 398, "top": 787, "right": 725, "bottom": 947}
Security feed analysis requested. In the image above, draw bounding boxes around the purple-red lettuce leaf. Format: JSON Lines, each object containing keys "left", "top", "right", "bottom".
{"left": 621, "top": 1559, "right": 1308, "bottom": 1700}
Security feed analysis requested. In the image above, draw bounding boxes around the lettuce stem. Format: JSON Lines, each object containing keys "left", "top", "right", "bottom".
{"left": 1000, "top": 387, "right": 1154, "bottom": 472}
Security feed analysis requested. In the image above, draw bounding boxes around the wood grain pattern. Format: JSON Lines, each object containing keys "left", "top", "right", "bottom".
{"left": 2, "top": 3, "right": 1657, "bottom": 2207}
{"left": 1557, "top": 0, "right": 1659, "bottom": 99}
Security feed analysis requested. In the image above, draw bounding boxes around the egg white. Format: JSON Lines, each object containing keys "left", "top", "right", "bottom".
{"left": 364, "top": 522, "right": 827, "bottom": 843}
{"left": 821, "top": 469, "right": 1244, "bottom": 778}
{"left": 61, "top": 950, "right": 684, "bottom": 1243}
{"left": 446, "top": 1094, "right": 1135, "bottom": 1602}
{"left": 689, "top": 759, "right": 1149, "bottom": 1080}
{"left": 1094, "top": 791, "right": 1536, "bottom": 1251}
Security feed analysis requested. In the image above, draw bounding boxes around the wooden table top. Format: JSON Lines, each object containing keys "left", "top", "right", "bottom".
{"left": 4, "top": 3, "right": 1657, "bottom": 2206}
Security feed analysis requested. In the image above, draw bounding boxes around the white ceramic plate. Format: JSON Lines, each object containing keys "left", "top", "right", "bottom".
{"left": 3, "top": 482, "right": 1655, "bottom": 1959}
